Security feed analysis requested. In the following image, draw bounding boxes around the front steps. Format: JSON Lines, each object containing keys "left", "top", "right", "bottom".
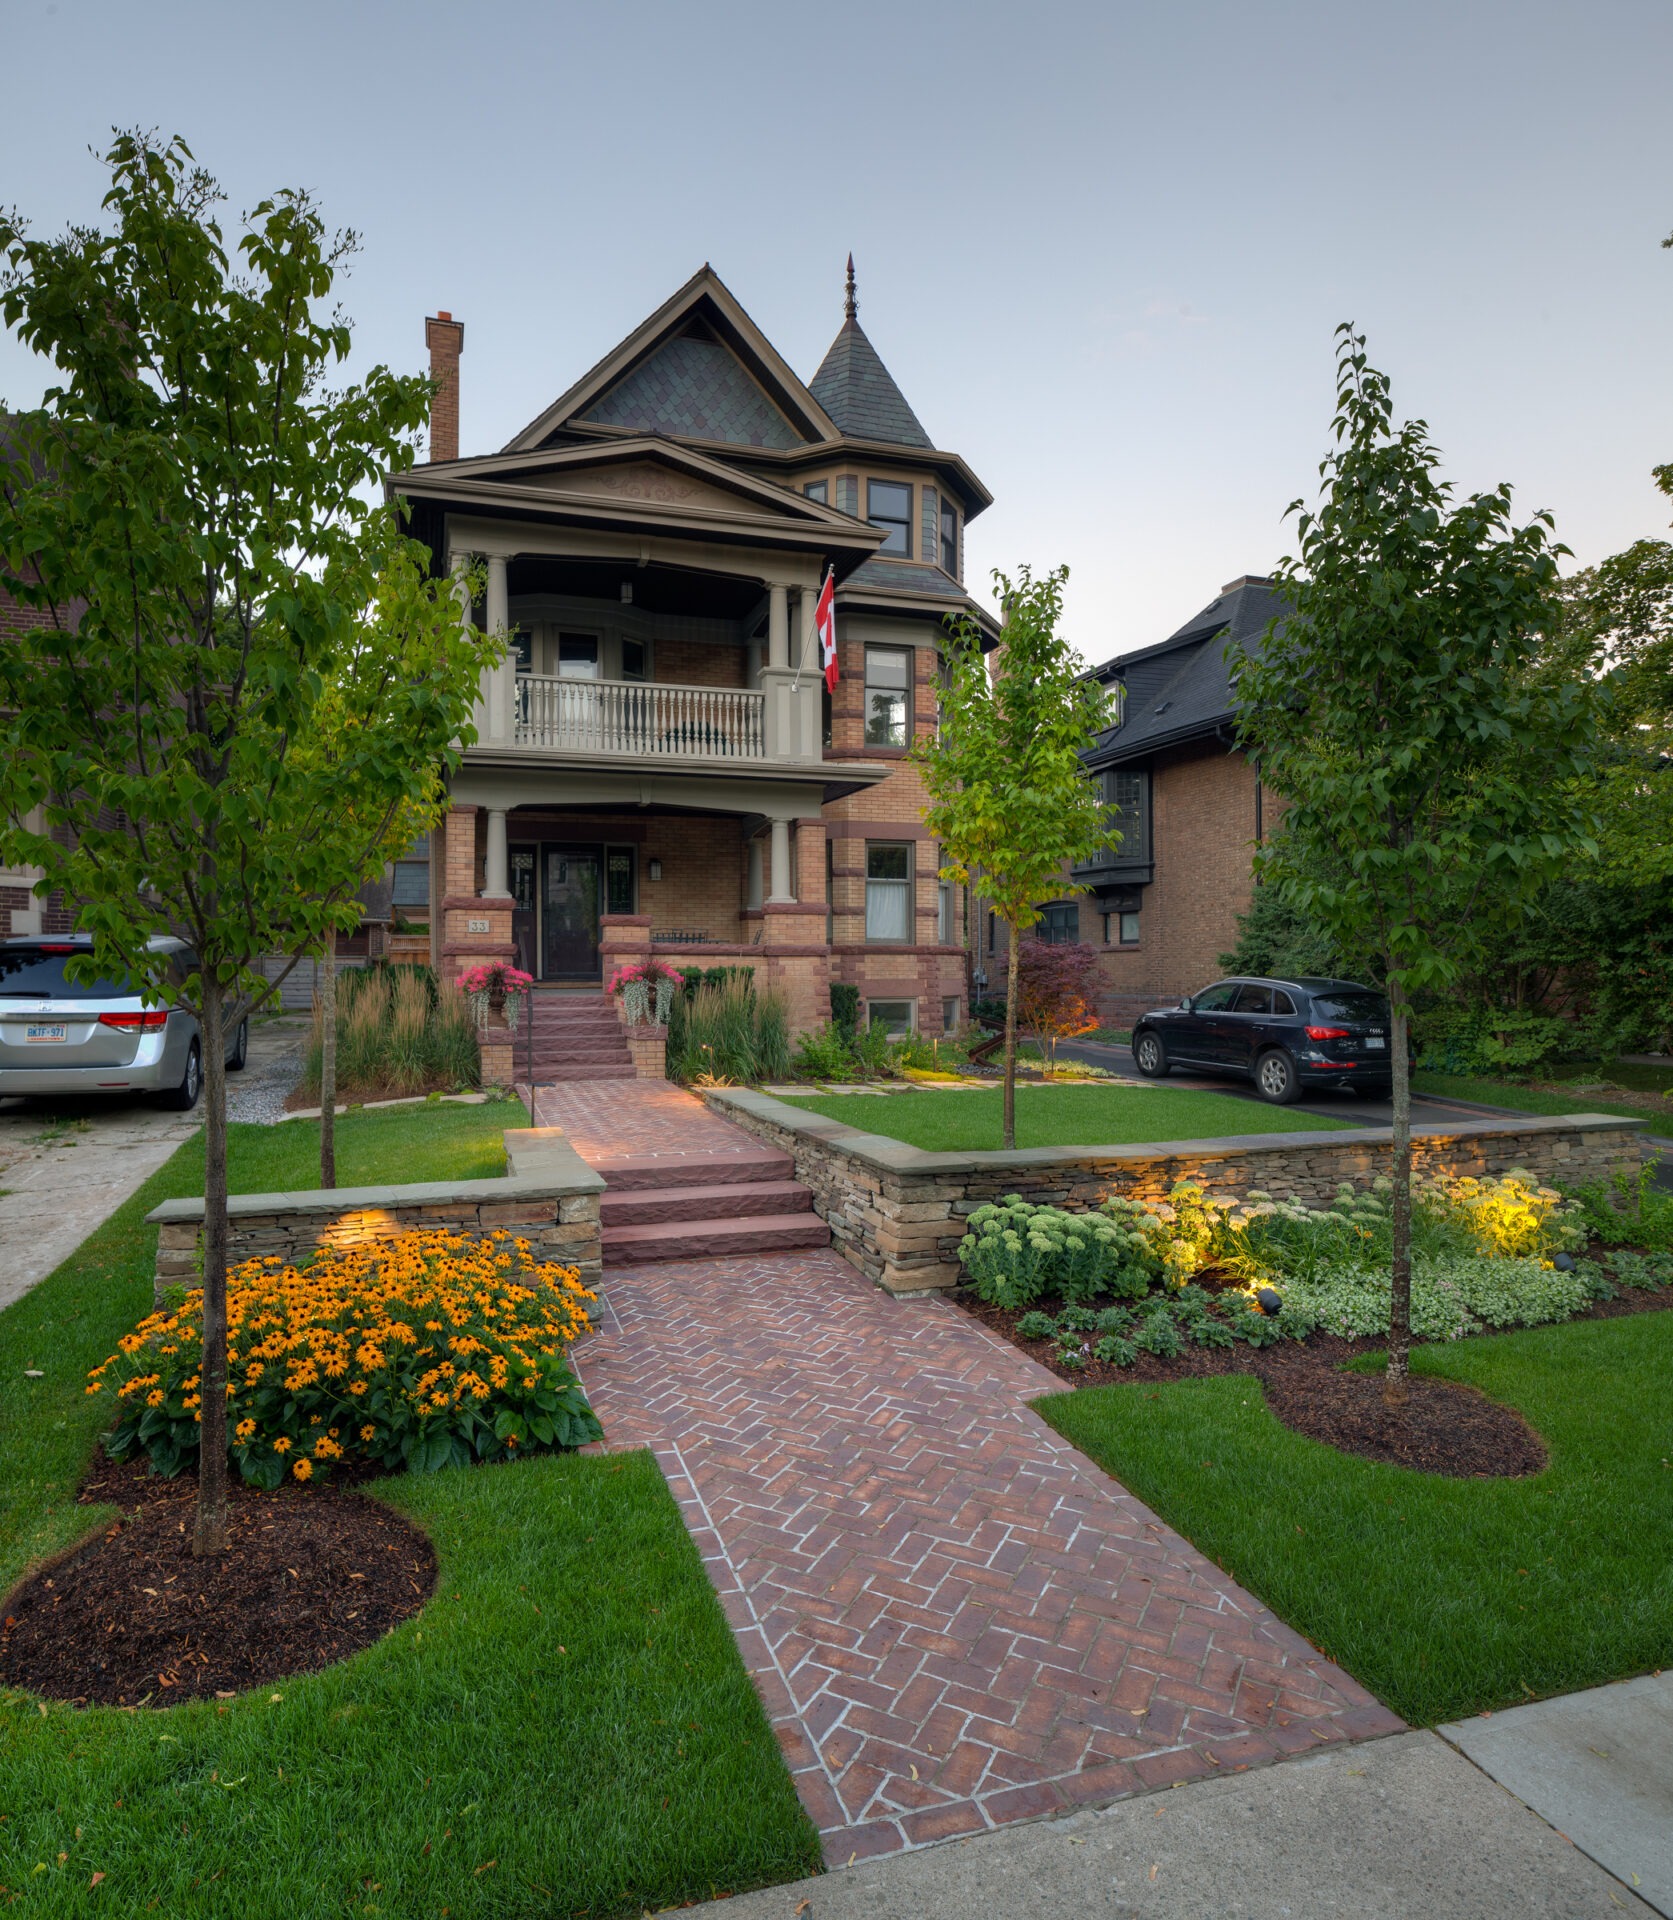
{"left": 595, "top": 1147, "right": 830, "bottom": 1266}
{"left": 514, "top": 989, "right": 633, "bottom": 1083}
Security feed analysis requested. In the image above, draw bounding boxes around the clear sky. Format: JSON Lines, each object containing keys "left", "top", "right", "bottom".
{"left": 2, "top": 0, "right": 1669, "bottom": 662}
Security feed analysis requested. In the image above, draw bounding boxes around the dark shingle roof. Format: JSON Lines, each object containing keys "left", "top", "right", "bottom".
{"left": 1089, "top": 577, "right": 1288, "bottom": 765}
{"left": 842, "top": 556, "right": 966, "bottom": 599}
{"left": 580, "top": 329, "right": 803, "bottom": 448}
{"left": 809, "top": 319, "right": 932, "bottom": 449}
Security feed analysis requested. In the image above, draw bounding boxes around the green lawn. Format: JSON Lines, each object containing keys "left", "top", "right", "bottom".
{"left": 0, "top": 1108, "right": 818, "bottom": 1918}
{"left": 1414, "top": 1069, "right": 1673, "bottom": 1135}
{"left": 1038, "top": 1313, "right": 1673, "bottom": 1726}
{"left": 778, "top": 1083, "right": 1351, "bottom": 1152}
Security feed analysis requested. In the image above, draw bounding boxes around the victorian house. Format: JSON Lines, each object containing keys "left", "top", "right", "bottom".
{"left": 390, "top": 264, "right": 995, "bottom": 1038}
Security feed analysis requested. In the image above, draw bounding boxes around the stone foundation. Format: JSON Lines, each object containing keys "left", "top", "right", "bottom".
{"left": 704, "top": 1090, "right": 1645, "bottom": 1296}
{"left": 148, "top": 1127, "right": 603, "bottom": 1303}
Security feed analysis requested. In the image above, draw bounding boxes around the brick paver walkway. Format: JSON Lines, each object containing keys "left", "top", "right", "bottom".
{"left": 532, "top": 1080, "right": 761, "bottom": 1163}
{"left": 573, "top": 1248, "right": 1402, "bottom": 1864}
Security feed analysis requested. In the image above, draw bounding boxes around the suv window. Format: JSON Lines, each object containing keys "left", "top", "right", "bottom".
{"left": 1190, "top": 983, "right": 1238, "bottom": 1013}
{"left": 0, "top": 945, "right": 131, "bottom": 1000}
{"left": 1230, "top": 984, "right": 1273, "bottom": 1014}
{"left": 1272, "top": 989, "right": 1297, "bottom": 1016}
{"left": 1310, "top": 991, "right": 1387, "bottom": 1023}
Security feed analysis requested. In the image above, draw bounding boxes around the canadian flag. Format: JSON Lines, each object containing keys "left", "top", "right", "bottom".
{"left": 816, "top": 568, "right": 839, "bottom": 692}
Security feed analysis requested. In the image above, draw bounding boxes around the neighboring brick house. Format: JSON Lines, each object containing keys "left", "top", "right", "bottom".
{"left": 392, "top": 263, "right": 996, "bottom": 1036}
{"left": 1033, "top": 575, "right": 1283, "bottom": 1022}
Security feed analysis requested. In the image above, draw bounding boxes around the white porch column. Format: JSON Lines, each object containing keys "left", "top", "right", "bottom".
{"left": 483, "top": 807, "right": 511, "bottom": 900}
{"left": 454, "top": 551, "right": 488, "bottom": 743}
{"left": 797, "top": 586, "right": 817, "bottom": 673}
{"left": 767, "top": 583, "right": 789, "bottom": 670}
{"left": 486, "top": 553, "right": 514, "bottom": 744}
{"left": 746, "top": 835, "right": 764, "bottom": 910}
{"left": 768, "top": 818, "right": 794, "bottom": 904}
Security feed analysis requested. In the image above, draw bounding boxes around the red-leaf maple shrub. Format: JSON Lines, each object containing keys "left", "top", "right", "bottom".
{"left": 1016, "top": 940, "right": 1101, "bottom": 1075}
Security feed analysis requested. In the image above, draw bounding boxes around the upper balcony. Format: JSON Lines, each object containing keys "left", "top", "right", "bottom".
{"left": 516, "top": 675, "right": 766, "bottom": 761}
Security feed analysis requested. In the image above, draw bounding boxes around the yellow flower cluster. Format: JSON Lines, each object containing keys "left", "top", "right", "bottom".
{"left": 89, "top": 1230, "right": 602, "bottom": 1487}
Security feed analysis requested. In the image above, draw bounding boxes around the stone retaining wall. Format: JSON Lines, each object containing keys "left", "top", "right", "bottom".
{"left": 148, "top": 1127, "right": 603, "bottom": 1303}
{"left": 705, "top": 1089, "right": 1645, "bottom": 1297}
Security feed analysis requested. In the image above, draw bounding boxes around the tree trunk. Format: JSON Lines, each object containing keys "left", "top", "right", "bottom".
{"left": 319, "top": 935, "right": 337, "bottom": 1191}
{"left": 1384, "top": 984, "right": 1412, "bottom": 1406}
{"left": 1002, "top": 920, "right": 1020, "bottom": 1151}
{"left": 194, "top": 972, "right": 230, "bottom": 1556}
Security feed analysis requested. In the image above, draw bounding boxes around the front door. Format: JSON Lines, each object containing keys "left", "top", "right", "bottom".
{"left": 542, "top": 846, "right": 601, "bottom": 979}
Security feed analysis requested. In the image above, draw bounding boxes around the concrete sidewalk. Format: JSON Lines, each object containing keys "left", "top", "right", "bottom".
{"left": 693, "top": 1730, "right": 1653, "bottom": 1918}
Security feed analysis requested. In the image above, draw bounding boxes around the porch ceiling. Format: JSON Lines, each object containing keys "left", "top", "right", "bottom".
{"left": 506, "top": 555, "right": 762, "bottom": 621}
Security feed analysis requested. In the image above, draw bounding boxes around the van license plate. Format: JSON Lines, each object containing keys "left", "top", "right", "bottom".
{"left": 25, "top": 1024, "right": 68, "bottom": 1044}
{"left": 1366, "top": 1035, "right": 1386, "bottom": 1049}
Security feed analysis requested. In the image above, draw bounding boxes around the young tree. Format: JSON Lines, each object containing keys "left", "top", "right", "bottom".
{"left": 1015, "top": 939, "right": 1101, "bottom": 1077}
{"left": 1232, "top": 327, "right": 1597, "bottom": 1401}
{"left": 915, "top": 565, "right": 1110, "bottom": 1146}
{"left": 0, "top": 134, "right": 495, "bottom": 1550}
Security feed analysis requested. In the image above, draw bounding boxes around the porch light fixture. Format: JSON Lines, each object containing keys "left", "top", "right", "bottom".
{"left": 647, "top": 858, "right": 662, "bottom": 881}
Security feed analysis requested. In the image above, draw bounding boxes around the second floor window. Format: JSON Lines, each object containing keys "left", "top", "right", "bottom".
{"left": 865, "top": 843, "right": 912, "bottom": 942}
{"left": 867, "top": 479, "right": 912, "bottom": 555}
{"left": 804, "top": 479, "right": 828, "bottom": 504}
{"left": 940, "top": 498, "right": 958, "bottom": 575}
{"left": 1105, "top": 768, "right": 1149, "bottom": 861}
{"left": 864, "top": 645, "right": 911, "bottom": 747}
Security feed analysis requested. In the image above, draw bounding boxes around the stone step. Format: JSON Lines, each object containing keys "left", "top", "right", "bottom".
{"left": 602, "top": 1211, "right": 831, "bottom": 1265}
{"left": 519, "top": 1043, "right": 633, "bottom": 1065}
{"left": 592, "top": 1148, "right": 794, "bottom": 1193}
{"left": 600, "top": 1180, "right": 813, "bottom": 1227}
{"left": 536, "top": 1063, "right": 637, "bottom": 1083}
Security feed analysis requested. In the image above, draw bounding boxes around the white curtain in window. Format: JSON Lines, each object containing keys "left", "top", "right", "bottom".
{"left": 865, "top": 879, "right": 910, "bottom": 942}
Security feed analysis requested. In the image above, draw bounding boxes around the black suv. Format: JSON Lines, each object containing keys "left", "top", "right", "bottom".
{"left": 1131, "top": 976, "right": 1394, "bottom": 1104}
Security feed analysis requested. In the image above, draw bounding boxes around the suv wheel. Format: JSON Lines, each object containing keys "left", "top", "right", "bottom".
{"left": 159, "top": 1039, "right": 202, "bottom": 1112}
{"left": 1133, "top": 1031, "right": 1170, "bottom": 1079}
{"left": 1255, "top": 1048, "right": 1300, "bottom": 1105}
{"left": 227, "top": 1018, "right": 249, "bottom": 1073}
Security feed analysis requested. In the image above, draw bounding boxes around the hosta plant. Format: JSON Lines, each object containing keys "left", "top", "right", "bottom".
{"left": 89, "top": 1229, "right": 602, "bottom": 1486}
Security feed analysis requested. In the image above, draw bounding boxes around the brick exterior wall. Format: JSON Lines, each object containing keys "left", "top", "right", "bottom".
{"left": 653, "top": 635, "right": 747, "bottom": 688}
{"left": 0, "top": 575, "right": 75, "bottom": 935}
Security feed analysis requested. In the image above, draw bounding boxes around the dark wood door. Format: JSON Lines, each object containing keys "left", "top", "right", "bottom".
{"left": 542, "top": 847, "right": 601, "bottom": 979}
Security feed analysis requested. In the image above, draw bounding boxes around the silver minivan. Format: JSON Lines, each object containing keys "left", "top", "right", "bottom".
{"left": 0, "top": 935, "right": 248, "bottom": 1110}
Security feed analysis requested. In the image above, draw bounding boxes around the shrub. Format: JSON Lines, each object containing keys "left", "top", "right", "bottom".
{"left": 958, "top": 1197, "right": 1156, "bottom": 1309}
{"left": 1416, "top": 1168, "right": 1586, "bottom": 1259}
{"left": 1015, "top": 1310, "right": 1058, "bottom": 1340}
{"left": 830, "top": 981, "right": 860, "bottom": 1036}
{"left": 792, "top": 1022, "right": 858, "bottom": 1082}
{"left": 1015, "top": 940, "right": 1101, "bottom": 1076}
{"left": 300, "top": 965, "right": 478, "bottom": 1100}
{"left": 667, "top": 977, "right": 790, "bottom": 1084}
{"left": 1569, "top": 1166, "right": 1673, "bottom": 1252}
{"left": 88, "top": 1230, "right": 602, "bottom": 1485}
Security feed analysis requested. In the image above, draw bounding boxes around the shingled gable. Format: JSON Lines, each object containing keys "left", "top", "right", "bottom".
{"left": 502, "top": 266, "right": 836, "bottom": 455}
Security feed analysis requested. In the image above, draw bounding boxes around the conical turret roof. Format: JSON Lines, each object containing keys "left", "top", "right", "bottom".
{"left": 808, "top": 257, "right": 932, "bottom": 449}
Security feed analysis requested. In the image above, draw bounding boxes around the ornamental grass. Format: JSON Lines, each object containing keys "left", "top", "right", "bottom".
{"left": 87, "top": 1229, "right": 602, "bottom": 1488}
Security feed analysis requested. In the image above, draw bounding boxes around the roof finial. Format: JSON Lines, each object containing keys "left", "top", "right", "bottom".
{"left": 844, "top": 253, "right": 857, "bottom": 322}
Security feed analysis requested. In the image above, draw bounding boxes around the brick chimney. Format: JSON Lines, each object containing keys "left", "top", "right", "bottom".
{"left": 424, "top": 310, "right": 464, "bottom": 464}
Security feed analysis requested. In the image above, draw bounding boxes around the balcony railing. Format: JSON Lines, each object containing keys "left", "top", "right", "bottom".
{"left": 514, "top": 676, "right": 766, "bottom": 760}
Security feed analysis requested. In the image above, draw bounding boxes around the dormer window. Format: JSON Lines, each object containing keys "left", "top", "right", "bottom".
{"left": 940, "top": 498, "right": 958, "bottom": 576}
{"left": 803, "top": 479, "right": 828, "bottom": 504}
{"left": 867, "top": 480, "right": 912, "bottom": 556}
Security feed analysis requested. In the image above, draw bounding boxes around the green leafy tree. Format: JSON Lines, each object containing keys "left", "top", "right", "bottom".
{"left": 1232, "top": 327, "right": 1597, "bottom": 1400}
{"left": 914, "top": 565, "right": 1110, "bottom": 1146}
{"left": 0, "top": 133, "right": 495, "bottom": 1550}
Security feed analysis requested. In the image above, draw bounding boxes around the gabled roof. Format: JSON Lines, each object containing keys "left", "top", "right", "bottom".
{"left": 504, "top": 266, "right": 836, "bottom": 453}
{"left": 1088, "top": 575, "right": 1287, "bottom": 766}
{"left": 388, "top": 436, "right": 883, "bottom": 567}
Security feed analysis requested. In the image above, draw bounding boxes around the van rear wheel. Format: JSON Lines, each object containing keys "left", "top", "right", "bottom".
{"left": 158, "top": 1039, "right": 202, "bottom": 1112}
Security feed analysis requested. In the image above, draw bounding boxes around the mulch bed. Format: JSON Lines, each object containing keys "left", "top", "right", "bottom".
{"left": 961, "top": 1253, "right": 1672, "bottom": 1479}
{"left": 0, "top": 1454, "right": 436, "bottom": 1708}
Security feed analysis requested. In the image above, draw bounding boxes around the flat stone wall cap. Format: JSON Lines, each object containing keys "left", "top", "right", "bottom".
{"left": 146, "top": 1167, "right": 604, "bottom": 1227}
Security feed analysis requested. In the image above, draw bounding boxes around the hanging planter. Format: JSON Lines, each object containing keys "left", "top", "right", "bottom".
{"left": 457, "top": 961, "right": 534, "bottom": 1030}
{"left": 607, "top": 957, "right": 684, "bottom": 1028}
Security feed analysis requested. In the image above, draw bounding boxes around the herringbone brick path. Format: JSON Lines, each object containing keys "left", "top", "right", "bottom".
{"left": 532, "top": 1080, "right": 759, "bottom": 1161}
{"left": 573, "top": 1249, "right": 1402, "bottom": 1864}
